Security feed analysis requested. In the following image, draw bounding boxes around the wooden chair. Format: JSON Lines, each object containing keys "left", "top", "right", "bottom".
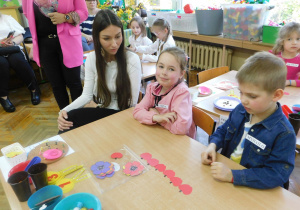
{"left": 138, "top": 91, "right": 143, "bottom": 103}
{"left": 197, "top": 66, "right": 229, "bottom": 84}
{"left": 192, "top": 106, "right": 216, "bottom": 136}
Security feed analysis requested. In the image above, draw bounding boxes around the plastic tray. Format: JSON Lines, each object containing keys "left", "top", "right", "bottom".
{"left": 1, "top": 143, "right": 27, "bottom": 167}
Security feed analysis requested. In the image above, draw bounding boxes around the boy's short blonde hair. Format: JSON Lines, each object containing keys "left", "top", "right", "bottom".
{"left": 236, "top": 51, "right": 287, "bottom": 93}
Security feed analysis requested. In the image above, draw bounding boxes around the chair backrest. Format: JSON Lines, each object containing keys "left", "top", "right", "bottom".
{"left": 138, "top": 91, "right": 143, "bottom": 103}
{"left": 197, "top": 66, "right": 229, "bottom": 84}
{"left": 192, "top": 106, "right": 216, "bottom": 136}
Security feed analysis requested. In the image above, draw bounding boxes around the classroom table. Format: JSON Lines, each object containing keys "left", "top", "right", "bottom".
{"left": 191, "top": 71, "right": 300, "bottom": 149}
{"left": 1, "top": 108, "right": 300, "bottom": 209}
{"left": 141, "top": 62, "right": 156, "bottom": 80}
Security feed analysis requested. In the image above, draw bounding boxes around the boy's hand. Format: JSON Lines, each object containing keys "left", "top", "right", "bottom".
{"left": 201, "top": 143, "right": 217, "bottom": 165}
{"left": 153, "top": 112, "right": 177, "bottom": 124}
{"left": 210, "top": 162, "right": 233, "bottom": 183}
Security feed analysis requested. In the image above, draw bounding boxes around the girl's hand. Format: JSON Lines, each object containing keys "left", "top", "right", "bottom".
{"left": 285, "top": 80, "right": 290, "bottom": 86}
{"left": 48, "top": 12, "right": 66, "bottom": 25}
{"left": 153, "top": 112, "right": 177, "bottom": 124}
{"left": 136, "top": 52, "right": 143, "bottom": 60}
{"left": 149, "top": 107, "right": 159, "bottom": 114}
{"left": 86, "top": 35, "right": 93, "bottom": 43}
{"left": 210, "top": 162, "right": 233, "bottom": 183}
{"left": 57, "top": 110, "right": 73, "bottom": 131}
{"left": 201, "top": 143, "right": 217, "bottom": 165}
{"left": 128, "top": 46, "right": 136, "bottom": 52}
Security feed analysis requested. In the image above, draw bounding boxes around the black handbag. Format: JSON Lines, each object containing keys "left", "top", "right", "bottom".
{"left": 0, "top": 46, "right": 21, "bottom": 56}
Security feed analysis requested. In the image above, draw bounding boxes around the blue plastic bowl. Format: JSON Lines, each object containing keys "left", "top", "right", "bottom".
{"left": 54, "top": 193, "right": 101, "bottom": 210}
{"left": 28, "top": 185, "right": 63, "bottom": 210}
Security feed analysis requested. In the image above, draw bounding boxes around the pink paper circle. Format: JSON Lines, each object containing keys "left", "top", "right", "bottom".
{"left": 43, "top": 149, "right": 63, "bottom": 160}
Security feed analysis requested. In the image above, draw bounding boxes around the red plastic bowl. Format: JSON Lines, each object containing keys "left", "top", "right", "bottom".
{"left": 8, "top": 160, "right": 33, "bottom": 184}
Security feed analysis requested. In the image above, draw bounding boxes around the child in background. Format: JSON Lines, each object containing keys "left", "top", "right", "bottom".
{"left": 128, "top": 16, "right": 152, "bottom": 49}
{"left": 201, "top": 52, "right": 296, "bottom": 189}
{"left": 130, "top": 18, "right": 176, "bottom": 62}
{"left": 80, "top": 0, "right": 100, "bottom": 51}
{"left": 271, "top": 22, "right": 300, "bottom": 87}
{"left": 133, "top": 47, "right": 195, "bottom": 138}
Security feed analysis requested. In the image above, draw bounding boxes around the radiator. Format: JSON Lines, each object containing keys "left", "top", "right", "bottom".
{"left": 175, "top": 41, "right": 233, "bottom": 70}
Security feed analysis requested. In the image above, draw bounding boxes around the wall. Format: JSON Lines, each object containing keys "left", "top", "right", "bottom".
{"left": 230, "top": 48, "right": 257, "bottom": 71}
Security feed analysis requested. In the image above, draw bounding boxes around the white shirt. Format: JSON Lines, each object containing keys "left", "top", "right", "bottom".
{"left": 230, "top": 115, "right": 253, "bottom": 164}
{"left": 0, "top": 14, "right": 25, "bottom": 45}
{"left": 135, "top": 34, "right": 176, "bottom": 62}
{"left": 128, "top": 34, "right": 152, "bottom": 48}
{"left": 62, "top": 51, "right": 142, "bottom": 112}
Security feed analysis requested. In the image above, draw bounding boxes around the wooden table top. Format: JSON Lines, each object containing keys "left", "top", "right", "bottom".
{"left": 142, "top": 62, "right": 156, "bottom": 80}
{"left": 1, "top": 108, "right": 300, "bottom": 209}
{"left": 191, "top": 71, "right": 300, "bottom": 149}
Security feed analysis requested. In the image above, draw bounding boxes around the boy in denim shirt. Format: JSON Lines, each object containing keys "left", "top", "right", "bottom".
{"left": 201, "top": 52, "right": 296, "bottom": 189}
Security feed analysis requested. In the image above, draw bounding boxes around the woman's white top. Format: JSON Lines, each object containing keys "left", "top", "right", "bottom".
{"left": 128, "top": 34, "right": 152, "bottom": 48}
{"left": 62, "top": 51, "right": 142, "bottom": 112}
{"left": 0, "top": 14, "right": 25, "bottom": 46}
{"left": 135, "top": 34, "right": 176, "bottom": 62}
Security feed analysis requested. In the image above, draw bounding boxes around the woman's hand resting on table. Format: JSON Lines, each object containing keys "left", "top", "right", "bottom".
{"left": 58, "top": 110, "right": 73, "bottom": 131}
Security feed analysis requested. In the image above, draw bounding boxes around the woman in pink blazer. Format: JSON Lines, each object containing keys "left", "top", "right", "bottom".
{"left": 22, "top": 0, "right": 88, "bottom": 109}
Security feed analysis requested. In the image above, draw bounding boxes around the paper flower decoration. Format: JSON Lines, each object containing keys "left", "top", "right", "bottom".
{"left": 91, "top": 161, "right": 115, "bottom": 179}
{"left": 123, "top": 161, "right": 144, "bottom": 176}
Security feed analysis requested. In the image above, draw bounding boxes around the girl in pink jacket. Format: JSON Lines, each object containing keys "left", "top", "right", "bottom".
{"left": 133, "top": 47, "right": 195, "bottom": 138}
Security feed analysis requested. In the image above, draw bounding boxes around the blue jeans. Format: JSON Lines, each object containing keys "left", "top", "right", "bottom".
{"left": 82, "top": 37, "right": 94, "bottom": 51}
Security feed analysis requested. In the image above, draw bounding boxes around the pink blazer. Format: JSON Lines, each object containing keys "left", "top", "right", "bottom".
{"left": 22, "top": 0, "right": 88, "bottom": 68}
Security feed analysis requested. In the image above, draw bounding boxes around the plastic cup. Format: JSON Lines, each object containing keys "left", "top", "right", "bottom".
{"left": 7, "top": 171, "right": 32, "bottom": 202}
{"left": 28, "top": 163, "right": 48, "bottom": 190}
{"left": 288, "top": 113, "right": 300, "bottom": 135}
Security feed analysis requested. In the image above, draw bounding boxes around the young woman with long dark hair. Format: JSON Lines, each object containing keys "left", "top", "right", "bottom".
{"left": 58, "top": 9, "right": 142, "bottom": 132}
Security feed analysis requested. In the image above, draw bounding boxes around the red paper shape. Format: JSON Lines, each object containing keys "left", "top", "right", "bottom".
{"left": 111, "top": 152, "right": 123, "bottom": 159}
{"left": 123, "top": 161, "right": 144, "bottom": 176}
{"left": 140, "top": 153, "right": 152, "bottom": 161}
{"left": 147, "top": 158, "right": 159, "bottom": 167}
{"left": 155, "top": 164, "right": 166, "bottom": 172}
{"left": 163, "top": 170, "right": 175, "bottom": 178}
{"left": 179, "top": 184, "right": 193, "bottom": 195}
{"left": 170, "top": 177, "right": 182, "bottom": 186}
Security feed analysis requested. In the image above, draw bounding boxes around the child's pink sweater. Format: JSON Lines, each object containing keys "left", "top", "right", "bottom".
{"left": 133, "top": 82, "right": 196, "bottom": 139}
{"left": 276, "top": 52, "right": 300, "bottom": 87}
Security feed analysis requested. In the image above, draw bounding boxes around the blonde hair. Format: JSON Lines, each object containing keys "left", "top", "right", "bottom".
{"left": 152, "top": 18, "right": 172, "bottom": 52}
{"left": 236, "top": 51, "right": 287, "bottom": 93}
{"left": 272, "top": 22, "right": 300, "bottom": 55}
{"left": 158, "top": 47, "right": 187, "bottom": 82}
{"left": 129, "top": 16, "right": 147, "bottom": 37}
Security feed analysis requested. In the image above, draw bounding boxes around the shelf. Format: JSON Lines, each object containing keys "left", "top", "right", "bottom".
{"left": 173, "top": 31, "right": 273, "bottom": 51}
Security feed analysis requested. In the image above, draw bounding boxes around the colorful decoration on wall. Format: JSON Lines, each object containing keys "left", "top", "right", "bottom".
{"left": 0, "top": 0, "right": 20, "bottom": 7}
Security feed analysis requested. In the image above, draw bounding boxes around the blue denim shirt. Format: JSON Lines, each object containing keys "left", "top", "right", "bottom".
{"left": 210, "top": 102, "right": 296, "bottom": 189}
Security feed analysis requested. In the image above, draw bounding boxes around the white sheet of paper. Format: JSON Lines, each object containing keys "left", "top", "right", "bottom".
{"left": 218, "top": 115, "right": 229, "bottom": 128}
{"left": 0, "top": 135, "right": 74, "bottom": 182}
